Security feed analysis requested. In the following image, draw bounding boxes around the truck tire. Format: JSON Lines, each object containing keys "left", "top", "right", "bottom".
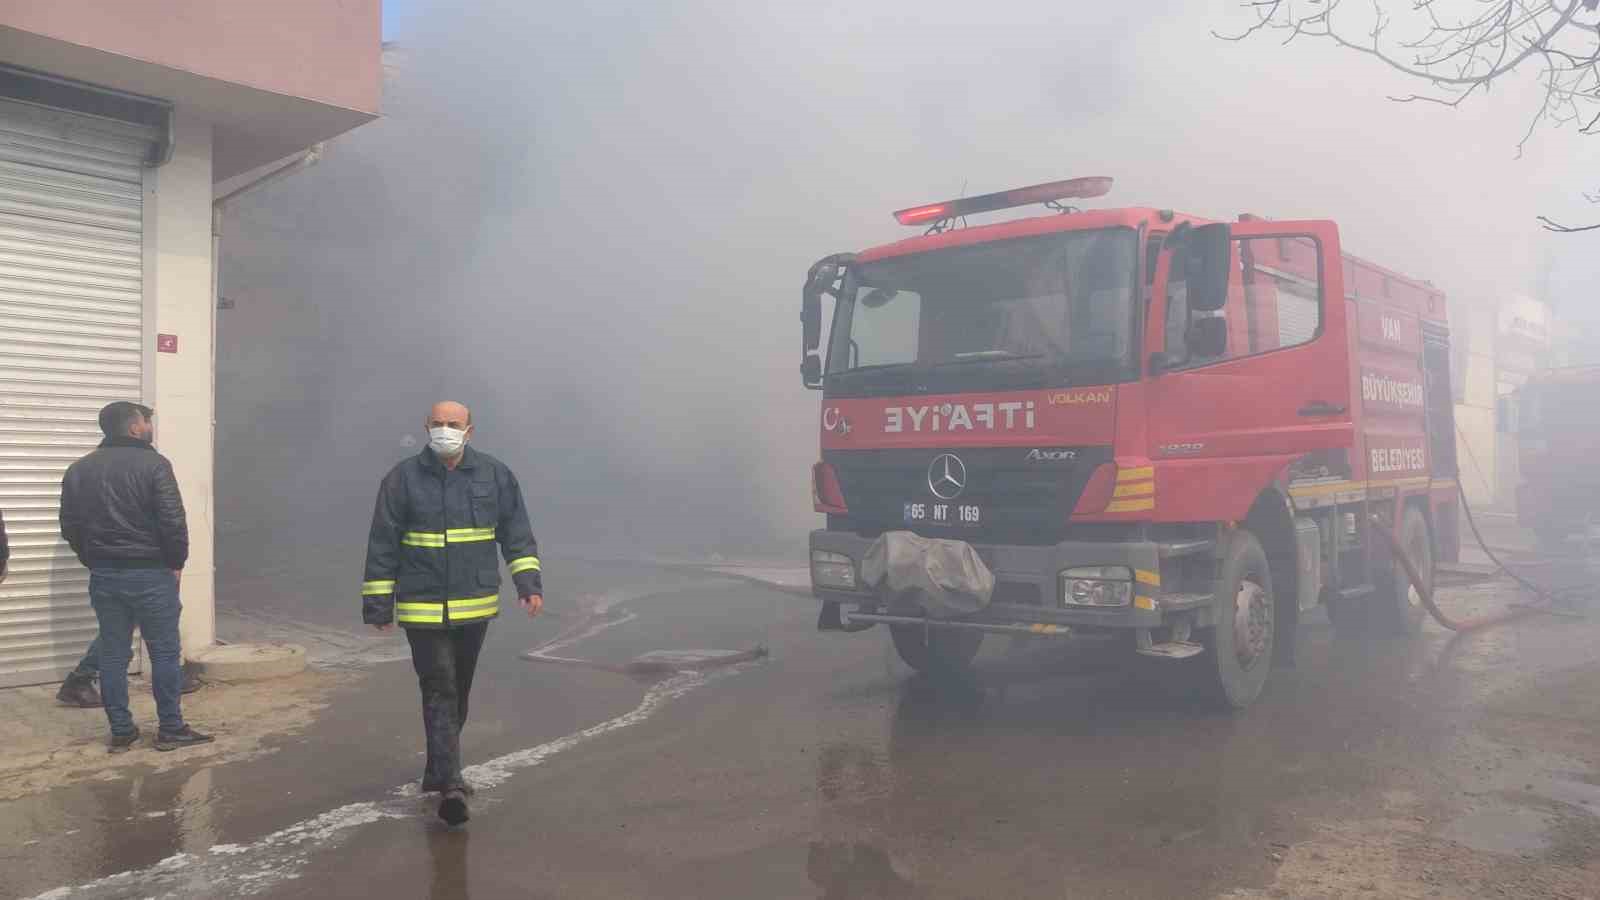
{"left": 1373, "top": 506, "right": 1432, "bottom": 637}
{"left": 1201, "top": 530, "right": 1275, "bottom": 710}
{"left": 890, "top": 624, "right": 983, "bottom": 674}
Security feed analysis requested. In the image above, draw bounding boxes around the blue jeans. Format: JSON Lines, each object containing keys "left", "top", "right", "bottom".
{"left": 71, "top": 634, "right": 101, "bottom": 678}
{"left": 90, "top": 569, "right": 184, "bottom": 735}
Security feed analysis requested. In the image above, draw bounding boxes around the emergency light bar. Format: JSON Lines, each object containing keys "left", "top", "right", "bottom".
{"left": 892, "top": 176, "right": 1113, "bottom": 226}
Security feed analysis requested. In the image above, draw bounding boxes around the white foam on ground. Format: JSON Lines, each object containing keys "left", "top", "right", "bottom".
{"left": 26, "top": 614, "right": 755, "bottom": 898}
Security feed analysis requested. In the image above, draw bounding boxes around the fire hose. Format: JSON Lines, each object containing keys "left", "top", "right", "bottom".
{"left": 1368, "top": 482, "right": 1588, "bottom": 632}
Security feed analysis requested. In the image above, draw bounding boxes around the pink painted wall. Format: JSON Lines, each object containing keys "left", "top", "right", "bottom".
{"left": 0, "top": 0, "right": 381, "bottom": 114}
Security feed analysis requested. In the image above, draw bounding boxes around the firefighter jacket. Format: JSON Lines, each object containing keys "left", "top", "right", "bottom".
{"left": 361, "top": 446, "right": 542, "bottom": 629}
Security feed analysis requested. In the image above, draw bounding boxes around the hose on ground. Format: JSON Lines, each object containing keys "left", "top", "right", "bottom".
{"left": 1367, "top": 481, "right": 1587, "bottom": 632}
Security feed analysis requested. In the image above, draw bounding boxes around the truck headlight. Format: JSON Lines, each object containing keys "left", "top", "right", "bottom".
{"left": 812, "top": 550, "right": 858, "bottom": 591}
{"left": 1060, "top": 565, "right": 1133, "bottom": 607}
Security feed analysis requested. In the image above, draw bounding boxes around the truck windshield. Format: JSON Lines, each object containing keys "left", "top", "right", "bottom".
{"left": 825, "top": 228, "right": 1138, "bottom": 395}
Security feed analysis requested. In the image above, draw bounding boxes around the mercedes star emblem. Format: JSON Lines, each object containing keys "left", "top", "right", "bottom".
{"left": 927, "top": 453, "right": 967, "bottom": 501}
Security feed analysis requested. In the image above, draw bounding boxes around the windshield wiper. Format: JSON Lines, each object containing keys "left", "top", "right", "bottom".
{"left": 833, "top": 361, "right": 916, "bottom": 377}
{"left": 927, "top": 352, "right": 1047, "bottom": 369}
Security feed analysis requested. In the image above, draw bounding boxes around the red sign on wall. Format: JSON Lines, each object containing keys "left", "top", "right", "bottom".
{"left": 157, "top": 334, "right": 178, "bottom": 353}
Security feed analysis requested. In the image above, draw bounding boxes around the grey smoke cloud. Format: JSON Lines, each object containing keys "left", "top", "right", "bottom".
{"left": 216, "top": 0, "right": 1595, "bottom": 573}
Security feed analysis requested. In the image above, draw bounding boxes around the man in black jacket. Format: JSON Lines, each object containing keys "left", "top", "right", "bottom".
{"left": 60, "top": 402, "right": 211, "bottom": 753}
{"left": 362, "top": 400, "right": 544, "bottom": 825}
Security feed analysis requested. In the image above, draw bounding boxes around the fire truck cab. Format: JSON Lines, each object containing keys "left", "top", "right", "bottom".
{"left": 800, "top": 178, "right": 1459, "bottom": 708}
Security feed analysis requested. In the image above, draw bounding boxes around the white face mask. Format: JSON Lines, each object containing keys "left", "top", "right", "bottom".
{"left": 428, "top": 426, "right": 467, "bottom": 458}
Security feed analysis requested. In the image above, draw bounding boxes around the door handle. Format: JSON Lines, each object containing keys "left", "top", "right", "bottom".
{"left": 1298, "top": 402, "right": 1347, "bottom": 417}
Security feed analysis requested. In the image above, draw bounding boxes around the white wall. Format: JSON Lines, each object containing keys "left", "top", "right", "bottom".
{"left": 147, "top": 110, "right": 216, "bottom": 652}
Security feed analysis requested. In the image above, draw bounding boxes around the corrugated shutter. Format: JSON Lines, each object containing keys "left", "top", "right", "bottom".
{"left": 1277, "top": 282, "right": 1319, "bottom": 348}
{"left": 0, "top": 99, "right": 155, "bottom": 687}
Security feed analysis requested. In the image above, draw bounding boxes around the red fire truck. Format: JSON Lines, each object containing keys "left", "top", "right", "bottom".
{"left": 800, "top": 177, "right": 1460, "bottom": 708}
{"left": 1515, "top": 365, "right": 1600, "bottom": 550}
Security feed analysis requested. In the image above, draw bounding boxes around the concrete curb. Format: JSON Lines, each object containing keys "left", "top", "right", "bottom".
{"left": 188, "top": 642, "right": 308, "bottom": 683}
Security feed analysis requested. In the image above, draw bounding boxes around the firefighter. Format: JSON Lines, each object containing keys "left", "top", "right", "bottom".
{"left": 361, "top": 400, "right": 544, "bottom": 826}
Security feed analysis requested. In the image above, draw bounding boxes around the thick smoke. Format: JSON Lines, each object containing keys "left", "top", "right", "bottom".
{"left": 216, "top": 0, "right": 1595, "bottom": 584}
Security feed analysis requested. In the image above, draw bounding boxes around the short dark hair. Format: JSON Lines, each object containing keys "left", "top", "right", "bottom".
{"left": 99, "top": 401, "right": 153, "bottom": 438}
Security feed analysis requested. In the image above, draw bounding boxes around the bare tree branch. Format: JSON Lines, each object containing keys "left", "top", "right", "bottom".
{"left": 1539, "top": 216, "right": 1600, "bottom": 231}
{"left": 1222, "top": 0, "right": 1600, "bottom": 232}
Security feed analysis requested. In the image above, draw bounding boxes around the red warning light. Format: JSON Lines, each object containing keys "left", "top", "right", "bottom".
{"left": 892, "top": 176, "right": 1114, "bottom": 226}
{"left": 892, "top": 203, "right": 951, "bottom": 226}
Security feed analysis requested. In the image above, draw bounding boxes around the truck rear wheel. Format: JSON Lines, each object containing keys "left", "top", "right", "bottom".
{"left": 890, "top": 624, "right": 983, "bottom": 674}
{"left": 1373, "top": 507, "right": 1431, "bottom": 637}
{"left": 1200, "top": 530, "right": 1275, "bottom": 710}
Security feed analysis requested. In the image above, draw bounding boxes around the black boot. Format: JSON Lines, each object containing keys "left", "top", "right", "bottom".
{"left": 438, "top": 789, "right": 470, "bottom": 826}
{"left": 56, "top": 673, "right": 102, "bottom": 708}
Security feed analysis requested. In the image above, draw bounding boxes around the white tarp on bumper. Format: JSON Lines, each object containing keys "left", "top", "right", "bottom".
{"left": 860, "top": 531, "right": 995, "bottom": 619}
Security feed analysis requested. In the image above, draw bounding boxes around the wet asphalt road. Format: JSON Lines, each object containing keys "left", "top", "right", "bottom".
{"left": 5, "top": 527, "right": 1599, "bottom": 899}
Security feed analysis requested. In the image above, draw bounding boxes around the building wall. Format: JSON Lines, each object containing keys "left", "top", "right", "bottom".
{"left": 1452, "top": 295, "right": 1558, "bottom": 512}
{"left": 1454, "top": 301, "right": 1498, "bottom": 507}
{"left": 148, "top": 110, "right": 216, "bottom": 651}
{"left": 0, "top": 1, "right": 380, "bottom": 114}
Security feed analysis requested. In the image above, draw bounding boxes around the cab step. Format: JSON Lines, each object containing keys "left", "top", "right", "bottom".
{"left": 1135, "top": 641, "right": 1205, "bottom": 660}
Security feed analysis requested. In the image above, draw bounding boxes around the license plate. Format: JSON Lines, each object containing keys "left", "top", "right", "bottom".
{"left": 903, "top": 501, "right": 983, "bottom": 527}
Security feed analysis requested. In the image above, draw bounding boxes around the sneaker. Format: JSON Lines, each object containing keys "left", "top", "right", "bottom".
{"left": 108, "top": 726, "right": 141, "bottom": 754}
{"left": 437, "top": 790, "right": 470, "bottom": 826}
{"left": 57, "top": 673, "right": 103, "bottom": 708}
{"left": 154, "top": 725, "right": 215, "bottom": 752}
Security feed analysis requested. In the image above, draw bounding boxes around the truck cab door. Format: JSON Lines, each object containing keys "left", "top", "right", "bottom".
{"left": 1145, "top": 220, "right": 1354, "bottom": 504}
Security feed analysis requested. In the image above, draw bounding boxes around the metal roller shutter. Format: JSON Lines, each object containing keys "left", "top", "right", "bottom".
{"left": 0, "top": 98, "right": 156, "bottom": 687}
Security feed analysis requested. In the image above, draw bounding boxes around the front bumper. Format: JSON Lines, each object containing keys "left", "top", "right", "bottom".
{"left": 810, "top": 529, "right": 1205, "bottom": 631}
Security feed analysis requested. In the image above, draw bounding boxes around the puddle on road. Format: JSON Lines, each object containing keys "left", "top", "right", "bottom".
{"left": 1440, "top": 737, "right": 1600, "bottom": 858}
{"left": 1442, "top": 802, "right": 1554, "bottom": 855}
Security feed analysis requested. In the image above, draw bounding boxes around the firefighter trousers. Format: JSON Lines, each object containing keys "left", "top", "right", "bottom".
{"left": 405, "top": 621, "right": 489, "bottom": 791}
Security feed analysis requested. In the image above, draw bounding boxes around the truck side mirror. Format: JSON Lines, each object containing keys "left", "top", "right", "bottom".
{"left": 800, "top": 278, "right": 824, "bottom": 389}
{"left": 801, "top": 354, "right": 822, "bottom": 388}
{"left": 1188, "top": 315, "right": 1227, "bottom": 359}
{"left": 1184, "top": 223, "right": 1231, "bottom": 313}
{"left": 802, "top": 285, "right": 823, "bottom": 351}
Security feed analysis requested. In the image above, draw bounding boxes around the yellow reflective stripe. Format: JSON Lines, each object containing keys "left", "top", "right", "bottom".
{"left": 450, "top": 605, "right": 498, "bottom": 621}
{"left": 1112, "top": 482, "right": 1155, "bottom": 498}
{"left": 401, "top": 529, "right": 496, "bottom": 547}
{"left": 1117, "top": 466, "right": 1154, "bottom": 481}
{"left": 447, "top": 594, "right": 499, "bottom": 622}
{"left": 1134, "top": 570, "right": 1161, "bottom": 587}
{"left": 1106, "top": 498, "right": 1155, "bottom": 513}
{"left": 395, "top": 601, "right": 444, "bottom": 623}
{"left": 1133, "top": 595, "right": 1157, "bottom": 611}
{"left": 508, "top": 556, "right": 541, "bottom": 574}
{"left": 362, "top": 579, "right": 396, "bottom": 595}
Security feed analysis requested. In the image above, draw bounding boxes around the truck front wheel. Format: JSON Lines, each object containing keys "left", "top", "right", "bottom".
{"left": 890, "top": 624, "right": 983, "bottom": 674}
{"left": 1201, "top": 530, "right": 1275, "bottom": 710}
